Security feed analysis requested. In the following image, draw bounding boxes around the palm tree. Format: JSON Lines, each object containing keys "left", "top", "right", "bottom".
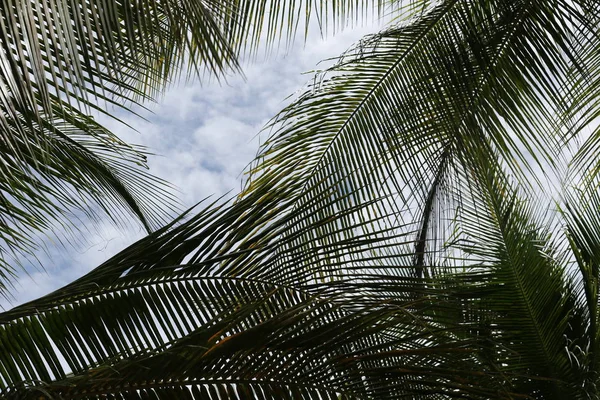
{"left": 0, "top": 0, "right": 386, "bottom": 296}
{"left": 2, "top": 0, "right": 600, "bottom": 398}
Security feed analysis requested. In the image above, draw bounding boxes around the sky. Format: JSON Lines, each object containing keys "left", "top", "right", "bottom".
{"left": 1, "top": 20, "right": 389, "bottom": 309}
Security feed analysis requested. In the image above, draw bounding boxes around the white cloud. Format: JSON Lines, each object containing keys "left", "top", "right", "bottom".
{"left": 1, "top": 21, "right": 388, "bottom": 308}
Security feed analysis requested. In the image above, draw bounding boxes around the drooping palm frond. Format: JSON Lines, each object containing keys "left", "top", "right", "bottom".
{"left": 0, "top": 105, "right": 178, "bottom": 295}
{"left": 0, "top": 192, "right": 518, "bottom": 400}
{"left": 2, "top": 0, "right": 600, "bottom": 398}
{"left": 0, "top": 281, "right": 476, "bottom": 399}
{"left": 446, "top": 151, "right": 589, "bottom": 398}
{"left": 239, "top": 0, "right": 591, "bottom": 293}
{"left": 0, "top": 0, "right": 403, "bottom": 295}
{"left": 0, "top": 0, "right": 243, "bottom": 294}
{"left": 228, "top": 0, "right": 599, "bottom": 394}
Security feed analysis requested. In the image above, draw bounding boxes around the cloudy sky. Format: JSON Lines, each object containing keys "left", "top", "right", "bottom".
{"left": 1, "top": 20, "right": 389, "bottom": 308}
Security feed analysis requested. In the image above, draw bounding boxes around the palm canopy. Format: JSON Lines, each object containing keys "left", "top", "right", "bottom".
{"left": 2, "top": 0, "right": 600, "bottom": 399}
{"left": 0, "top": 0, "right": 392, "bottom": 296}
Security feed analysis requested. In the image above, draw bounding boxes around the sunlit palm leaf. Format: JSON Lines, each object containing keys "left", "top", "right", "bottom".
{"left": 0, "top": 0, "right": 400, "bottom": 295}
{"left": 239, "top": 0, "right": 587, "bottom": 294}
{"left": 0, "top": 191, "right": 519, "bottom": 399}
{"left": 2, "top": 0, "right": 600, "bottom": 398}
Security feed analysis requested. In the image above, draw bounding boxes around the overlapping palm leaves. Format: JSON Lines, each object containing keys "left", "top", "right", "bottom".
{"left": 2, "top": 0, "right": 600, "bottom": 398}
{"left": 0, "top": 0, "right": 391, "bottom": 296}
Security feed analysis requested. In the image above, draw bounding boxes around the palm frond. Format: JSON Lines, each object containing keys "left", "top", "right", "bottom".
{"left": 560, "top": 176, "right": 600, "bottom": 387}
{"left": 2, "top": 1, "right": 600, "bottom": 398}
{"left": 0, "top": 189, "right": 521, "bottom": 399}
{"left": 237, "top": 0, "right": 591, "bottom": 292}
{"left": 448, "top": 151, "right": 586, "bottom": 398}
{"left": 0, "top": 0, "right": 404, "bottom": 294}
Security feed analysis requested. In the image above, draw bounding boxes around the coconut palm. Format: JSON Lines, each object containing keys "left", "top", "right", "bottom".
{"left": 2, "top": 0, "right": 600, "bottom": 398}
{"left": 0, "top": 0, "right": 387, "bottom": 296}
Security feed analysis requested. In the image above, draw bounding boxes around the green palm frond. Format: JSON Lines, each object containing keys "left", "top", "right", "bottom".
{"left": 0, "top": 191, "right": 515, "bottom": 399}
{"left": 238, "top": 0, "right": 590, "bottom": 291}
{"left": 0, "top": 281, "right": 415, "bottom": 399}
{"left": 449, "top": 153, "right": 585, "bottom": 398}
{"left": 0, "top": 0, "right": 401, "bottom": 295}
{"left": 0, "top": 0, "right": 243, "bottom": 292}
{"left": 560, "top": 176, "right": 600, "bottom": 387}
{"left": 2, "top": 0, "right": 600, "bottom": 398}
{"left": 0, "top": 105, "right": 177, "bottom": 284}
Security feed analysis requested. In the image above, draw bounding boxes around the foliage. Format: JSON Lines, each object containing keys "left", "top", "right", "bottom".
{"left": 0, "top": 0, "right": 388, "bottom": 295}
{"left": 2, "top": 0, "right": 600, "bottom": 398}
